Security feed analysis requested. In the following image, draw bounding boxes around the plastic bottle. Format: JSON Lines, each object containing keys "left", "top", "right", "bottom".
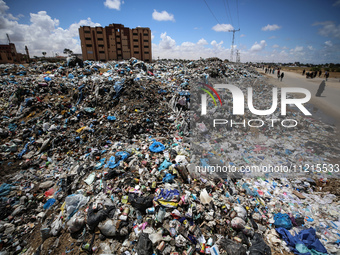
{"left": 156, "top": 207, "right": 166, "bottom": 223}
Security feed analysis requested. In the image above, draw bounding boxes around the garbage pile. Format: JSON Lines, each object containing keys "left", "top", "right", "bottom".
{"left": 0, "top": 58, "right": 339, "bottom": 255}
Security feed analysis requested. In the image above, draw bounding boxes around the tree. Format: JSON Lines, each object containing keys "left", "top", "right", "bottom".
{"left": 63, "top": 48, "right": 73, "bottom": 56}
{"left": 42, "top": 52, "right": 46, "bottom": 57}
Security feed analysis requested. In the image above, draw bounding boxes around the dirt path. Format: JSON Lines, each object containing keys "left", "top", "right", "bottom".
{"left": 258, "top": 68, "right": 340, "bottom": 129}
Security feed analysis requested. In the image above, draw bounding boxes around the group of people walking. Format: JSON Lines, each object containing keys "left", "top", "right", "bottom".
{"left": 302, "top": 69, "right": 330, "bottom": 81}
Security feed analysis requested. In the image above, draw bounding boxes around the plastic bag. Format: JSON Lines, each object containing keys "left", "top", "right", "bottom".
{"left": 98, "top": 219, "right": 117, "bottom": 237}
{"left": 231, "top": 217, "right": 246, "bottom": 230}
{"left": 234, "top": 205, "right": 247, "bottom": 219}
{"left": 249, "top": 233, "right": 272, "bottom": 255}
{"left": 149, "top": 142, "right": 165, "bottom": 153}
{"left": 64, "top": 194, "right": 89, "bottom": 219}
{"left": 50, "top": 214, "right": 63, "bottom": 236}
{"left": 43, "top": 198, "right": 56, "bottom": 210}
{"left": 129, "top": 193, "right": 153, "bottom": 212}
{"left": 162, "top": 173, "right": 175, "bottom": 183}
{"left": 200, "top": 189, "right": 213, "bottom": 204}
{"left": 274, "top": 213, "right": 292, "bottom": 230}
{"left": 136, "top": 233, "right": 153, "bottom": 255}
{"left": 87, "top": 203, "right": 115, "bottom": 230}
{"left": 220, "top": 238, "right": 247, "bottom": 255}
{"left": 44, "top": 188, "right": 55, "bottom": 198}
{"left": 67, "top": 211, "right": 85, "bottom": 233}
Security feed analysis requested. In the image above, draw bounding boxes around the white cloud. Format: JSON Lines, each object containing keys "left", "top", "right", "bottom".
{"left": 0, "top": 0, "right": 9, "bottom": 14}
{"left": 151, "top": 32, "right": 155, "bottom": 41}
{"left": 159, "top": 32, "right": 176, "bottom": 49}
{"left": 240, "top": 34, "right": 246, "bottom": 37}
{"left": 313, "top": 21, "right": 340, "bottom": 39}
{"left": 212, "top": 23, "right": 234, "bottom": 32}
{"left": 333, "top": 0, "right": 340, "bottom": 6}
{"left": 307, "top": 45, "right": 314, "bottom": 50}
{"left": 197, "top": 38, "right": 208, "bottom": 45}
{"left": 250, "top": 40, "right": 266, "bottom": 52}
{"left": 152, "top": 9, "right": 175, "bottom": 22}
{"left": 272, "top": 44, "right": 279, "bottom": 48}
{"left": 325, "top": 40, "right": 333, "bottom": 46}
{"left": 0, "top": 6, "right": 100, "bottom": 56}
{"left": 293, "top": 46, "right": 304, "bottom": 52}
{"left": 103, "top": 0, "right": 123, "bottom": 10}
{"left": 151, "top": 32, "right": 340, "bottom": 63}
{"left": 261, "top": 24, "right": 281, "bottom": 31}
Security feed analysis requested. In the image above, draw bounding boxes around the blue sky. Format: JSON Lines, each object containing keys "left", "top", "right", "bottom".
{"left": 0, "top": 0, "right": 339, "bottom": 63}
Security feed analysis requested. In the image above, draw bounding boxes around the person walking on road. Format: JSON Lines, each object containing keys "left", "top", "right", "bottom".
{"left": 280, "top": 72, "right": 284, "bottom": 81}
{"left": 324, "top": 71, "right": 329, "bottom": 81}
{"left": 319, "top": 70, "right": 322, "bottom": 77}
{"left": 302, "top": 69, "right": 305, "bottom": 76}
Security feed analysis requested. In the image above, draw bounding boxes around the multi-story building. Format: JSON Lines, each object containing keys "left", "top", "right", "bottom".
{"left": 79, "top": 23, "right": 152, "bottom": 62}
{"left": 0, "top": 43, "right": 24, "bottom": 64}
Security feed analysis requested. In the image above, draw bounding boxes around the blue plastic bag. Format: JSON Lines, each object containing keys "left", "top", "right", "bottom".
{"left": 274, "top": 213, "right": 293, "bottom": 229}
{"left": 149, "top": 142, "right": 165, "bottom": 153}
{"left": 107, "top": 116, "right": 116, "bottom": 121}
{"left": 162, "top": 173, "right": 175, "bottom": 183}
{"left": 158, "top": 160, "right": 172, "bottom": 171}
{"left": 43, "top": 198, "right": 56, "bottom": 210}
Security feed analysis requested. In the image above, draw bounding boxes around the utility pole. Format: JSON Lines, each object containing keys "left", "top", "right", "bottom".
{"left": 6, "top": 33, "right": 11, "bottom": 44}
{"left": 236, "top": 50, "right": 240, "bottom": 63}
{"left": 228, "top": 29, "right": 240, "bottom": 62}
{"left": 25, "top": 46, "right": 30, "bottom": 63}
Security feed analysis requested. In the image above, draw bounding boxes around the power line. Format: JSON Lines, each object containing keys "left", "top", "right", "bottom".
{"left": 222, "top": 0, "right": 231, "bottom": 24}
{"left": 203, "top": 0, "right": 220, "bottom": 24}
{"left": 236, "top": 0, "right": 240, "bottom": 29}
{"left": 225, "top": 0, "right": 233, "bottom": 26}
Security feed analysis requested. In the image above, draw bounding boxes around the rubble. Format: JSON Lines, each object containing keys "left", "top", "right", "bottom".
{"left": 0, "top": 58, "right": 339, "bottom": 254}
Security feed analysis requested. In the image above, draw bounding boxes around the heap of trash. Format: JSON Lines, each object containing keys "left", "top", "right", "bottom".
{"left": 0, "top": 58, "right": 339, "bottom": 255}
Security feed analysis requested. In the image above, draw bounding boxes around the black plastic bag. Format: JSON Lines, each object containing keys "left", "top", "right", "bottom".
{"left": 220, "top": 238, "right": 247, "bottom": 255}
{"left": 136, "top": 233, "right": 153, "bottom": 255}
{"left": 87, "top": 203, "right": 115, "bottom": 230}
{"left": 249, "top": 233, "right": 271, "bottom": 255}
{"left": 128, "top": 193, "right": 153, "bottom": 212}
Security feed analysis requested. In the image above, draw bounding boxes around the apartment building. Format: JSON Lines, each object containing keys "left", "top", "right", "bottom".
{"left": 0, "top": 43, "right": 24, "bottom": 64}
{"left": 79, "top": 23, "right": 152, "bottom": 62}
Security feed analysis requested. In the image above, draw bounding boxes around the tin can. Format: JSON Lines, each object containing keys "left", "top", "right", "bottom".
{"left": 157, "top": 241, "right": 165, "bottom": 252}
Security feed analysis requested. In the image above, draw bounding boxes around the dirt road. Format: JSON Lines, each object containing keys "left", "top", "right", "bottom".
{"left": 258, "top": 69, "right": 340, "bottom": 128}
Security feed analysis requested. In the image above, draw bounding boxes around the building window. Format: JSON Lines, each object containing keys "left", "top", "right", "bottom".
{"left": 133, "top": 33, "right": 138, "bottom": 36}
{"left": 99, "top": 51, "right": 105, "bottom": 53}
{"left": 84, "top": 30, "right": 90, "bottom": 33}
{"left": 144, "top": 51, "right": 149, "bottom": 54}
{"left": 134, "top": 51, "right": 139, "bottom": 54}
{"left": 86, "top": 44, "right": 92, "bottom": 47}
{"left": 144, "top": 45, "right": 149, "bottom": 48}
{"left": 85, "top": 38, "right": 91, "bottom": 41}
{"left": 99, "top": 45, "right": 104, "bottom": 47}
{"left": 143, "top": 40, "right": 148, "bottom": 42}
{"left": 134, "top": 45, "right": 138, "bottom": 48}
{"left": 97, "top": 31, "right": 103, "bottom": 34}
{"left": 133, "top": 39, "right": 138, "bottom": 42}
{"left": 143, "top": 33, "right": 148, "bottom": 36}
{"left": 98, "top": 38, "right": 103, "bottom": 41}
